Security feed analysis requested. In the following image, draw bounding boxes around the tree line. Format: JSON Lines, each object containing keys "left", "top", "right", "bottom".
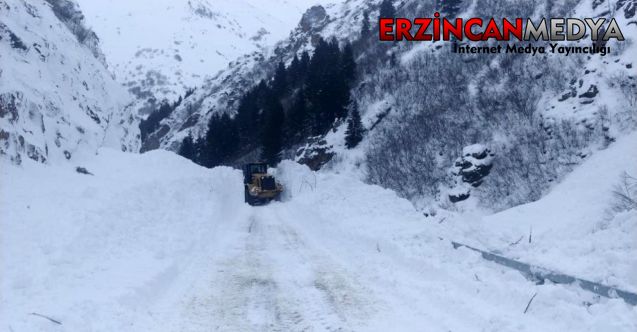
{"left": 176, "top": 0, "right": 407, "bottom": 168}
{"left": 179, "top": 37, "right": 361, "bottom": 167}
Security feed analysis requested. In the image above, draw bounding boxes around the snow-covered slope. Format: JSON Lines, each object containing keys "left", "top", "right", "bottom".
{"left": 445, "top": 131, "right": 637, "bottom": 293}
{"left": 0, "top": 0, "right": 138, "bottom": 164}
{"left": 2, "top": 151, "right": 635, "bottom": 331}
{"left": 137, "top": 0, "right": 357, "bottom": 151}
{"left": 75, "top": 0, "right": 340, "bottom": 110}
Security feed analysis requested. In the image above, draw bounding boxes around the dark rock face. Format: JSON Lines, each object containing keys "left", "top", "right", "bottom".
{"left": 140, "top": 124, "right": 171, "bottom": 153}
{"left": 617, "top": 0, "right": 636, "bottom": 18}
{"left": 0, "top": 93, "right": 19, "bottom": 123}
{"left": 448, "top": 144, "right": 495, "bottom": 203}
{"left": 75, "top": 167, "right": 93, "bottom": 175}
{"left": 453, "top": 145, "right": 495, "bottom": 188}
{"left": 579, "top": 85, "right": 599, "bottom": 99}
{"left": 300, "top": 6, "right": 327, "bottom": 32}
{"left": 449, "top": 191, "right": 470, "bottom": 203}
{"left": 179, "top": 114, "right": 200, "bottom": 132}
{"left": 44, "top": 0, "right": 105, "bottom": 62}
{"left": 558, "top": 87, "right": 577, "bottom": 102}
{"left": 296, "top": 137, "right": 334, "bottom": 171}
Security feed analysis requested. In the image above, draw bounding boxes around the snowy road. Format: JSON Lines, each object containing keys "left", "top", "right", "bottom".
{"left": 2, "top": 151, "right": 636, "bottom": 331}
{"left": 184, "top": 207, "right": 377, "bottom": 331}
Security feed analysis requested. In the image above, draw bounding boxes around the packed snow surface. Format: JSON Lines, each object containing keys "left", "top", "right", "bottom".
{"left": 2, "top": 149, "right": 636, "bottom": 331}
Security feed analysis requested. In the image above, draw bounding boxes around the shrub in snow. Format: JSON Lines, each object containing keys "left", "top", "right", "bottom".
{"left": 610, "top": 172, "right": 637, "bottom": 213}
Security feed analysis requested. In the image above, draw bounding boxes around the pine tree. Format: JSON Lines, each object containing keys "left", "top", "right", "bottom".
{"left": 272, "top": 61, "right": 287, "bottom": 97}
{"left": 299, "top": 51, "right": 310, "bottom": 78}
{"left": 235, "top": 89, "right": 258, "bottom": 143}
{"left": 287, "top": 89, "right": 309, "bottom": 143}
{"left": 178, "top": 134, "right": 195, "bottom": 160}
{"left": 345, "top": 100, "right": 364, "bottom": 149}
{"left": 440, "top": 0, "right": 462, "bottom": 17}
{"left": 139, "top": 101, "right": 174, "bottom": 141}
{"left": 193, "top": 137, "right": 205, "bottom": 165}
{"left": 379, "top": 0, "right": 395, "bottom": 18}
{"left": 361, "top": 11, "right": 370, "bottom": 38}
{"left": 341, "top": 42, "right": 356, "bottom": 85}
{"left": 288, "top": 55, "right": 300, "bottom": 84}
{"left": 261, "top": 97, "right": 285, "bottom": 165}
{"left": 304, "top": 38, "right": 357, "bottom": 135}
{"left": 201, "top": 113, "right": 239, "bottom": 168}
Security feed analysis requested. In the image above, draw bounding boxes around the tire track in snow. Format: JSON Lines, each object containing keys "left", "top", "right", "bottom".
{"left": 271, "top": 209, "right": 378, "bottom": 329}
{"left": 180, "top": 205, "right": 377, "bottom": 331}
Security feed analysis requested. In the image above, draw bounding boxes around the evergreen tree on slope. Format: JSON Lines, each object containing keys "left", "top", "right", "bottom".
{"left": 379, "top": 0, "right": 395, "bottom": 18}
{"left": 345, "top": 100, "right": 364, "bottom": 149}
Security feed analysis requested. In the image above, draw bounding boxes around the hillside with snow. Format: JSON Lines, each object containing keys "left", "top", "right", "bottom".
{"left": 139, "top": 0, "right": 636, "bottom": 210}
{"left": 75, "top": 0, "right": 340, "bottom": 113}
{"left": 0, "top": 0, "right": 138, "bottom": 164}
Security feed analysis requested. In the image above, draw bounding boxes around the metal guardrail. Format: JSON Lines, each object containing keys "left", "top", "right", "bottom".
{"left": 451, "top": 241, "right": 637, "bottom": 306}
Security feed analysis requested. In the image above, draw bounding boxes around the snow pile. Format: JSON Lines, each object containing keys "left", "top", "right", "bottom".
{"left": 0, "top": 151, "right": 249, "bottom": 331}
{"left": 2, "top": 152, "right": 636, "bottom": 330}
{"left": 0, "top": 0, "right": 137, "bottom": 164}
{"left": 272, "top": 160, "right": 637, "bottom": 331}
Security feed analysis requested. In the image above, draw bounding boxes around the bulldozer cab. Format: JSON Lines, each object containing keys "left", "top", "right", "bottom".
{"left": 243, "top": 163, "right": 268, "bottom": 184}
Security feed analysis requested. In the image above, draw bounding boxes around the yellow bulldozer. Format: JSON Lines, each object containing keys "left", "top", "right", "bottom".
{"left": 243, "top": 163, "right": 283, "bottom": 206}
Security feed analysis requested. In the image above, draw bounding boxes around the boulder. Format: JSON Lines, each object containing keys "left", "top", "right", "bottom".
{"left": 452, "top": 144, "right": 495, "bottom": 188}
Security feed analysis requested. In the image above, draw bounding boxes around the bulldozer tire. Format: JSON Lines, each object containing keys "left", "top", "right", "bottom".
{"left": 244, "top": 187, "right": 254, "bottom": 206}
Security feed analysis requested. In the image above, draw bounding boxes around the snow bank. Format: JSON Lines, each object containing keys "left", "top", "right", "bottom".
{"left": 3, "top": 152, "right": 636, "bottom": 331}
{"left": 450, "top": 131, "right": 637, "bottom": 292}
{"left": 273, "top": 160, "right": 637, "bottom": 331}
{"left": 0, "top": 150, "right": 249, "bottom": 331}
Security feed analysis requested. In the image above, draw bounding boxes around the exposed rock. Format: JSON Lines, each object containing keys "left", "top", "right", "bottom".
{"left": 0, "top": 0, "right": 137, "bottom": 164}
{"left": 449, "top": 190, "right": 470, "bottom": 203}
{"left": 452, "top": 144, "right": 495, "bottom": 188}
{"left": 296, "top": 137, "right": 334, "bottom": 171}
{"left": 140, "top": 124, "right": 171, "bottom": 152}
{"left": 0, "top": 93, "right": 19, "bottom": 122}
{"left": 579, "top": 85, "right": 599, "bottom": 99}
{"left": 448, "top": 145, "right": 495, "bottom": 203}
{"left": 75, "top": 167, "right": 93, "bottom": 175}
{"left": 617, "top": 0, "right": 636, "bottom": 18}
{"left": 300, "top": 6, "right": 327, "bottom": 32}
{"left": 558, "top": 90, "right": 575, "bottom": 102}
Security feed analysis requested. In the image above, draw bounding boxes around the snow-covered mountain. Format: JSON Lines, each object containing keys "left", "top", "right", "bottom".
{"left": 75, "top": 0, "right": 340, "bottom": 114}
{"left": 0, "top": 0, "right": 138, "bottom": 164}
{"left": 136, "top": 1, "right": 347, "bottom": 151}
{"left": 143, "top": 0, "right": 636, "bottom": 211}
